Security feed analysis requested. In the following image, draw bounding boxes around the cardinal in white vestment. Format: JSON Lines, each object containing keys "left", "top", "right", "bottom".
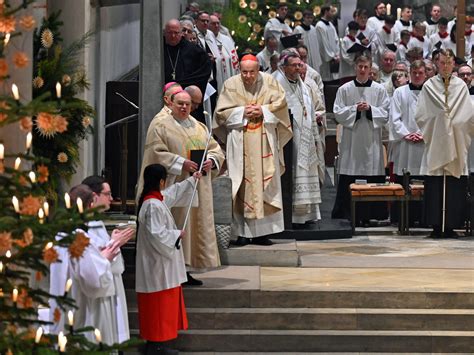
{"left": 274, "top": 53, "right": 323, "bottom": 224}
{"left": 214, "top": 55, "right": 292, "bottom": 246}
{"left": 331, "top": 55, "right": 390, "bottom": 223}
{"left": 415, "top": 49, "right": 474, "bottom": 237}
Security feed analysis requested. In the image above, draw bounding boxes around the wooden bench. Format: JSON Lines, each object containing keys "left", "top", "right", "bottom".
{"left": 350, "top": 183, "right": 405, "bottom": 234}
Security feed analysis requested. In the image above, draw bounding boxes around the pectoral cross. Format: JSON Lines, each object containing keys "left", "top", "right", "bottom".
{"left": 171, "top": 71, "right": 176, "bottom": 80}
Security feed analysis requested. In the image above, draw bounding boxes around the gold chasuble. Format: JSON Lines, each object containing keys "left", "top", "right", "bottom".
{"left": 141, "top": 114, "right": 225, "bottom": 268}
{"left": 214, "top": 72, "right": 292, "bottom": 238}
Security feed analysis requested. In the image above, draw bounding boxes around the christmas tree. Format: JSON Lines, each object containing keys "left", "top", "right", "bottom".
{"left": 0, "top": 1, "right": 137, "bottom": 353}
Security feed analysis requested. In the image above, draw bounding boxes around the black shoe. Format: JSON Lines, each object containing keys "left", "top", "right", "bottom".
{"left": 144, "top": 341, "right": 179, "bottom": 355}
{"left": 182, "top": 272, "right": 203, "bottom": 286}
{"left": 232, "top": 236, "right": 250, "bottom": 247}
{"left": 252, "top": 236, "right": 273, "bottom": 246}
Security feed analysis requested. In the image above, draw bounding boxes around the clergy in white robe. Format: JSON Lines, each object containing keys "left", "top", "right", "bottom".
{"left": 273, "top": 54, "right": 323, "bottom": 224}
{"left": 367, "top": 2, "right": 387, "bottom": 33}
{"left": 456, "top": 65, "right": 474, "bottom": 173}
{"left": 396, "top": 31, "right": 411, "bottom": 63}
{"left": 210, "top": 15, "right": 240, "bottom": 90}
{"left": 294, "top": 9, "right": 321, "bottom": 72}
{"left": 257, "top": 35, "right": 279, "bottom": 72}
{"left": 415, "top": 50, "right": 474, "bottom": 236}
{"left": 331, "top": 55, "right": 390, "bottom": 221}
{"left": 340, "top": 21, "right": 364, "bottom": 82}
{"left": 136, "top": 167, "right": 198, "bottom": 348}
{"left": 145, "top": 90, "right": 225, "bottom": 267}
{"left": 374, "top": 16, "right": 397, "bottom": 65}
{"left": 315, "top": 5, "right": 340, "bottom": 83}
{"left": 214, "top": 55, "right": 292, "bottom": 244}
{"left": 407, "top": 23, "right": 429, "bottom": 59}
{"left": 393, "top": 6, "right": 413, "bottom": 42}
{"left": 428, "top": 18, "right": 451, "bottom": 55}
{"left": 296, "top": 45, "right": 325, "bottom": 102}
{"left": 87, "top": 221, "right": 130, "bottom": 343}
{"left": 388, "top": 61, "right": 427, "bottom": 224}
{"left": 264, "top": 3, "right": 292, "bottom": 51}
{"left": 423, "top": 5, "right": 442, "bottom": 37}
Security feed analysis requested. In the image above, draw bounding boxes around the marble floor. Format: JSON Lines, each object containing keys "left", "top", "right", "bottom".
{"left": 192, "top": 231, "right": 474, "bottom": 293}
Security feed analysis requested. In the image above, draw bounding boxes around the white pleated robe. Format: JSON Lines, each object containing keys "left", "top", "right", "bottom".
{"left": 294, "top": 24, "right": 322, "bottom": 72}
{"left": 315, "top": 19, "right": 340, "bottom": 82}
{"left": 388, "top": 84, "right": 425, "bottom": 175}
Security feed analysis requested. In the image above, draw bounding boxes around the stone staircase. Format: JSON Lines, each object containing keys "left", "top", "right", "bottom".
{"left": 123, "top": 279, "right": 474, "bottom": 353}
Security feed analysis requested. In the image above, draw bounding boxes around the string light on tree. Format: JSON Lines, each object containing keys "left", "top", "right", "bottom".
{"left": 12, "top": 84, "right": 20, "bottom": 101}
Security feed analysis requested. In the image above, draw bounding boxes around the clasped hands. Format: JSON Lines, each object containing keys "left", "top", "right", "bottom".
{"left": 244, "top": 104, "right": 263, "bottom": 123}
{"left": 356, "top": 101, "right": 371, "bottom": 112}
{"left": 183, "top": 159, "right": 213, "bottom": 174}
{"left": 403, "top": 132, "right": 423, "bottom": 143}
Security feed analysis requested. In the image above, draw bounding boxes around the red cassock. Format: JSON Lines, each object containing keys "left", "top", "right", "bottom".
{"left": 137, "top": 286, "right": 188, "bottom": 341}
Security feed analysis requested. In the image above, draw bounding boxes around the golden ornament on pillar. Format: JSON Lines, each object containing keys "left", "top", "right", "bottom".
{"left": 268, "top": 10, "right": 276, "bottom": 19}
{"left": 238, "top": 15, "right": 247, "bottom": 23}
{"left": 253, "top": 24, "right": 262, "bottom": 33}
{"left": 249, "top": 1, "right": 257, "bottom": 10}
{"left": 313, "top": 6, "right": 321, "bottom": 16}
{"left": 294, "top": 11, "right": 303, "bottom": 20}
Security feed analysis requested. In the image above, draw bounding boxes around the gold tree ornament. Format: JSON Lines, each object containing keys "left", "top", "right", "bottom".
{"left": 250, "top": 32, "right": 257, "bottom": 40}
{"left": 0, "top": 232, "right": 12, "bottom": 255}
{"left": 69, "top": 232, "right": 90, "bottom": 259}
{"left": 13, "top": 51, "right": 29, "bottom": 68}
{"left": 0, "top": 58, "right": 8, "bottom": 77}
{"left": 19, "top": 15, "right": 35, "bottom": 31}
{"left": 249, "top": 1, "right": 258, "bottom": 10}
{"left": 253, "top": 24, "right": 262, "bottom": 33}
{"left": 19, "top": 116, "right": 33, "bottom": 132}
{"left": 294, "top": 11, "right": 303, "bottom": 20}
{"left": 37, "top": 164, "right": 49, "bottom": 183}
{"left": 62, "top": 74, "right": 71, "bottom": 86}
{"left": 41, "top": 28, "right": 54, "bottom": 48}
{"left": 313, "top": 6, "right": 321, "bottom": 16}
{"left": 268, "top": 10, "right": 276, "bottom": 19}
{"left": 57, "top": 152, "right": 68, "bottom": 163}
{"left": 82, "top": 116, "right": 91, "bottom": 128}
{"left": 238, "top": 15, "right": 247, "bottom": 23}
{"left": 0, "top": 15, "right": 15, "bottom": 33}
{"left": 284, "top": 19, "right": 291, "bottom": 26}
{"left": 42, "top": 246, "right": 58, "bottom": 264}
{"left": 32, "top": 76, "right": 44, "bottom": 89}
{"left": 20, "top": 195, "right": 41, "bottom": 216}
{"left": 239, "top": 1, "right": 247, "bottom": 9}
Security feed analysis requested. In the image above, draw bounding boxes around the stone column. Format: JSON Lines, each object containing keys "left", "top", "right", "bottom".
{"left": 138, "top": 0, "right": 163, "bottom": 166}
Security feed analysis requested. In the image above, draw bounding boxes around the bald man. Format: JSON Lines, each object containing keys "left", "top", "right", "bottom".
{"left": 214, "top": 55, "right": 292, "bottom": 246}
{"left": 143, "top": 90, "right": 225, "bottom": 274}
{"left": 164, "top": 18, "right": 212, "bottom": 99}
{"left": 184, "top": 85, "right": 205, "bottom": 123}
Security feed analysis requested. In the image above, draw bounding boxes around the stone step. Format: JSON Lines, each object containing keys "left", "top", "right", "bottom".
{"left": 127, "top": 307, "right": 474, "bottom": 331}
{"left": 219, "top": 239, "right": 299, "bottom": 267}
{"left": 177, "top": 289, "right": 474, "bottom": 310}
{"left": 124, "top": 288, "right": 474, "bottom": 310}
{"left": 169, "top": 329, "right": 474, "bottom": 353}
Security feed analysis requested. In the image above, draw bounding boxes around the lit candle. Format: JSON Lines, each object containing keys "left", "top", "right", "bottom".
{"left": 64, "top": 192, "right": 71, "bottom": 209}
{"left": 386, "top": 4, "right": 391, "bottom": 16}
{"left": 14, "top": 157, "right": 21, "bottom": 170}
{"left": 76, "top": 197, "right": 83, "bottom": 213}
{"left": 12, "top": 288, "right": 18, "bottom": 303}
{"left": 56, "top": 82, "right": 62, "bottom": 99}
{"left": 26, "top": 132, "right": 32, "bottom": 150}
{"left": 0, "top": 261, "right": 3, "bottom": 272}
{"left": 5, "top": 250, "right": 11, "bottom": 258}
{"left": 67, "top": 310, "right": 74, "bottom": 326}
{"left": 43, "top": 201, "right": 49, "bottom": 217}
{"left": 65, "top": 278, "right": 73, "bottom": 293}
{"left": 58, "top": 331, "right": 67, "bottom": 352}
{"left": 0, "top": 143, "right": 4, "bottom": 159}
{"left": 12, "top": 196, "right": 20, "bottom": 213}
{"left": 11, "top": 84, "right": 19, "bottom": 101}
{"left": 4, "top": 33, "right": 10, "bottom": 46}
{"left": 397, "top": 8, "right": 401, "bottom": 20}
{"left": 35, "top": 326, "right": 43, "bottom": 344}
{"left": 29, "top": 171, "right": 36, "bottom": 183}
{"left": 94, "top": 328, "right": 102, "bottom": 343}
{"left": 45, "top": 242, "right": 53, "bottom": 250}
{"left": 38, "top": 208, "right": 44, "bottom": 223}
